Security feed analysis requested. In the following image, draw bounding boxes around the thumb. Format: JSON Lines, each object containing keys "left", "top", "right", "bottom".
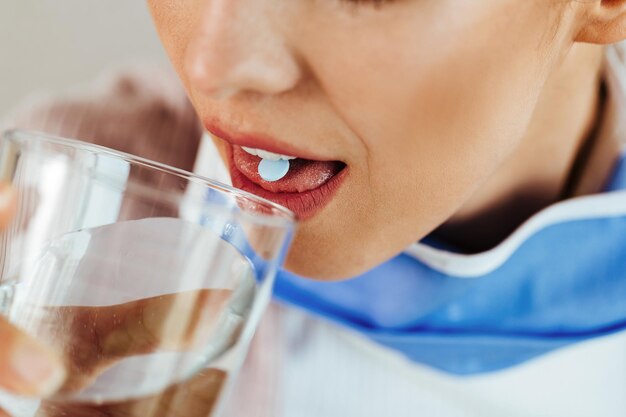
{"left": 0, "top": 183, "right": 16, "bottom": 229}
{"left": 0, "top": 316, "right": 66, "bottom": 397}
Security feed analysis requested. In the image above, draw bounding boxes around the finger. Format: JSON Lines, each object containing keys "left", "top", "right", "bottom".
{"left": 0, "top": 315, "right": 66, "bottom": 397}
{"left": 37, "top": 368, "right": 227, "bottom": 417}
{"left": 95, "top": 288, "right": 234, "bottom": 357}
{"left": 28, "top": 289, "right": 232, "bottom": 393}
{"left": 0, "top": 406, "right": 11, "bottom": 417}
{"left": 67, "top": 288, "right": 232, "bottom": 358}
{"left": 0, "top": 183, "right": 16, "bottom": 229}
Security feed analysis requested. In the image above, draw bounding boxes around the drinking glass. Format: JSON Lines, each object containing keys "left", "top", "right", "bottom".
{"left": 0, "top": 130, "right": 295, "bottom": 417}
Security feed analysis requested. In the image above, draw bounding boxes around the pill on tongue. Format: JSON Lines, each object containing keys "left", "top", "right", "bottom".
{"left": 258, "top": 158, "right": 290, "bottom": 182}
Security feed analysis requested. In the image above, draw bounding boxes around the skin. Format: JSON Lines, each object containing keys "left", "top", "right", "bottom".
{"left": 2, "top": 1, "right": 626, "bottom": 415}
{"left": 146, "top": 0, "right": 626, "bottom": 279}
{"left": 2, "top": 269, "right": 231, "bottom": 417}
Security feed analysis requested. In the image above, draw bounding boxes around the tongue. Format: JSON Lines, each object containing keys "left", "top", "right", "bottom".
{"left": 233, "top": 147, "right": 343, "bottom": 193}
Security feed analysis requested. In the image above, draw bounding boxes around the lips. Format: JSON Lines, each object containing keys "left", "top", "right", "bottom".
{"left": 233, "top": 147, "right": 343, "bottom": 193}
{"left": 204, "top": 122, "right": 347, "bottom": 220}
{"left": 225, "top": 147, "right": 345, "bottom": 220}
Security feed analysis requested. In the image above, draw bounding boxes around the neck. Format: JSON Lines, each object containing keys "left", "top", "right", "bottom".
{"left": 434, "top": 43, "right": 616, "bottom": 253}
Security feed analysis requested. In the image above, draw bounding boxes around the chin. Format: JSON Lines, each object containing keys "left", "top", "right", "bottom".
{"left": 283, "top": 257, "right": 358, "bottom": 281}
{"left": 282, "top": 232, "right": 378, "bottom": 281}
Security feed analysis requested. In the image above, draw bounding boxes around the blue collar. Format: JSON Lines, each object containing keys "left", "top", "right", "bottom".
{"left": 272, "top": 152, "right": 626, "bottom": 375}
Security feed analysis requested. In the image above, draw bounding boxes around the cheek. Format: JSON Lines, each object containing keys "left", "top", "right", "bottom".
{"left": 146, "top": 0, "right": 203, "bottom": 90}
{"left": 284, "top": 2, "right": 563, "bottom": 278}
{"left": 307, "top": 1, "right": 556, "bottom": 220}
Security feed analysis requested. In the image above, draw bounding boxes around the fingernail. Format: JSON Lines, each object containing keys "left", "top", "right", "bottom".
{"left": 11, "top": 338, "right": 66, "bottom": 397}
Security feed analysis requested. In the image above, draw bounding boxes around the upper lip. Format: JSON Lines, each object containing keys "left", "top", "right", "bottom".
{"left": 204, "top": 120, "right": 335, "bottom": 162}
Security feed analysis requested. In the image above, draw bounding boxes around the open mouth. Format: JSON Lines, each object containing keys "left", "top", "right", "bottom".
{"left": 228, "top": 145, "right": 347, "bottom": 220}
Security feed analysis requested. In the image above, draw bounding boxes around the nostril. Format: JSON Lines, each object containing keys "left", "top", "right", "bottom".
{"left": 184, "top": 42, "right": 217, "bottom": 89}
{"left": 183, "top": 20, "right": 301, "bottom": 99}
{"left": 183, "top": 38, "right": 245, "bottom": 100}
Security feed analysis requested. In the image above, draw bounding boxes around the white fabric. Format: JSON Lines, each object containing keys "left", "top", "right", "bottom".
{"left": 405, "top": 189, "right": 626, "bottom": 278}
{"left": 194, "top": 43, "right": 626, "bottom": 417}
{"left": 274, "top": 306, "right": 626, "bottom": 417}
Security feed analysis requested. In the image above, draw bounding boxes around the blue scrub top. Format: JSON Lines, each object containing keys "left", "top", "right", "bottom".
{"left": 271, "top": 153, "right": 626, "bottom": 375}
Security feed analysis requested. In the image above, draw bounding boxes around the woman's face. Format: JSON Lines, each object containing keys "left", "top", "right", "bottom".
{"left": 148, "top": 0, "right": 577, "bottom": 279}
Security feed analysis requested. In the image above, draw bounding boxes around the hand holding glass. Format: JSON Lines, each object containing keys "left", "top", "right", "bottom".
{"left": 0, "top": 130, "right": 295, "bottom": 417}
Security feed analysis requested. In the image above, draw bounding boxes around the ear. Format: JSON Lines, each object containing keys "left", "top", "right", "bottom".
{"left": 575, "top": 0, "right": 626, "bottom": 44}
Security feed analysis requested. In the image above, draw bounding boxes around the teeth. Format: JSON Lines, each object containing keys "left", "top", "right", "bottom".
{"left": 242, "top": 146, "right": 296, "bottom": 161}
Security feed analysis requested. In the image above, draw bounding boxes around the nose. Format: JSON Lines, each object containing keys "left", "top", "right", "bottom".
{"left": 184, "top": 0, "right": 302, "bottom": 99}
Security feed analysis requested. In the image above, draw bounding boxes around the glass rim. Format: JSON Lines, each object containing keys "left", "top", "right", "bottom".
{"left": 2, "top": 129, "right": 296, "bottom": 228}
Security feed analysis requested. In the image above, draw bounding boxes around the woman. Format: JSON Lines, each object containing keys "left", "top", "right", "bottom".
{"left": 1, "top": 1, "right": 626, "bottom": 415}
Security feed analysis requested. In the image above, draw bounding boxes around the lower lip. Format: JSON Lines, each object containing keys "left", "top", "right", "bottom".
{"left": 227, "top": 148, "right": 348, "bottom": 220}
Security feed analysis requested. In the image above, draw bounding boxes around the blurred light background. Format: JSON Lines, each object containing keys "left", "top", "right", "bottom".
{"left": 0, "top": 1, "right": 168, "bottom": 115}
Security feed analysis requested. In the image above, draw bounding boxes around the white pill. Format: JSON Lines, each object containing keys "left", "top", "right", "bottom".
{"left": 258, "top": 158, "right": 290, "bottom": 182}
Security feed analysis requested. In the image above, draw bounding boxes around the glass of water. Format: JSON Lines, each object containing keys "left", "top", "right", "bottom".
{"left": 0, "top": 130, "right": 295, "bottom": 417}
